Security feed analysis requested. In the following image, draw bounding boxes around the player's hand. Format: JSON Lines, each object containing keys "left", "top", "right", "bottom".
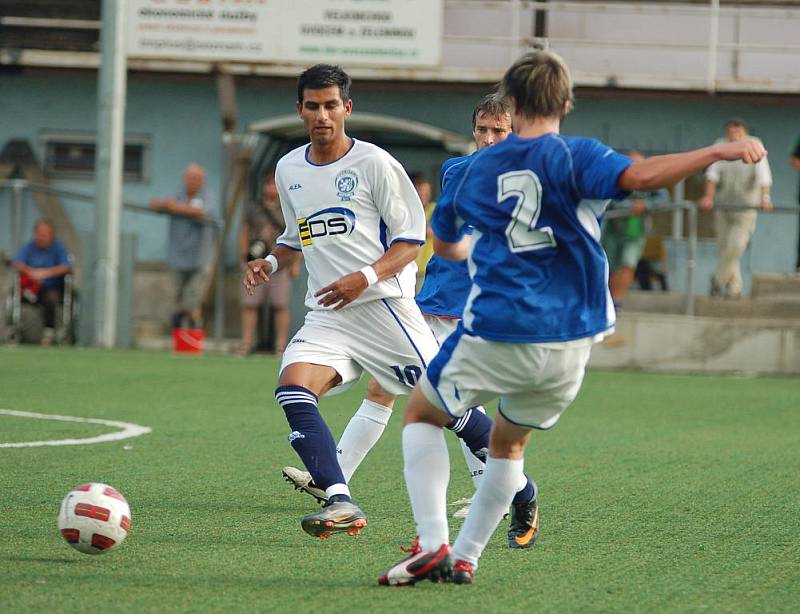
{"left": 314, "top": 271, "right": 369, "bottom": 310}
{"left": 759, "top": 198, "right": 773, "bottom": 211}
{"left": 242, "top": 259, "right": 271, "bottom": 295}
{"left": 697, "top": 195, "right": 714, "bottom": 210}
{"left": 717, "top": 139, "right": 767, "bottom": 164}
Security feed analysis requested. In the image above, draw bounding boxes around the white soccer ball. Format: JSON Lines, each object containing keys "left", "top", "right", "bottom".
{"left": 57, "top": 482, "right": 131, "bottom": 555}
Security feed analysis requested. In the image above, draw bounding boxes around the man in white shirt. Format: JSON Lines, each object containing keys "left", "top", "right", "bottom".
{"left": 244, "top": 64, "right": 438, "bottom": 539}
{"left": 699, "top": 119, "right": 772, "bottom": 298}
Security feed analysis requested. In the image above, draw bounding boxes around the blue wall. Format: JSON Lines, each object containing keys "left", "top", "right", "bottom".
{"left": 2, "top": 70, "right": 798, "bottom": 290}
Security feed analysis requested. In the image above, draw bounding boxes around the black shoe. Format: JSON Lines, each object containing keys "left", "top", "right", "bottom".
{"left": 508, "top": 495, "right": 539, "bottom": 549}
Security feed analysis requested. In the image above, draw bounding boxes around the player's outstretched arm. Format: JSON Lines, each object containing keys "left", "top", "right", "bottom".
{"left": 314, "top": 241, "right": 420, "bottom": 310}
{"left": 619, "top": 139, "right": 767, "bottom": 192}
{"left": 242, "top": 244, "right": 300, "bottom": 296}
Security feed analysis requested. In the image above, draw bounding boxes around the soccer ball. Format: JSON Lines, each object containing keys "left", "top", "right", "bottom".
{"left": 57, "top": 483, "right": 131, "bottom": 555}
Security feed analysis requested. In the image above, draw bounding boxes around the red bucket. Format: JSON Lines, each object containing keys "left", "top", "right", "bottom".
{"left": 172, "top": 328, "right": 205, "bottom": 354}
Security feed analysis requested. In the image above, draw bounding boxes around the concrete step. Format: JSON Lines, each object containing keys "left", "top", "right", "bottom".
{"left": 622, "top": 290, "right": 800, "bottom": 319}
{"left": 593, "top": 311, "right": 800, "bottom": 375}
{"left": 751, "top": 272, "right": 800, "bottom": 299}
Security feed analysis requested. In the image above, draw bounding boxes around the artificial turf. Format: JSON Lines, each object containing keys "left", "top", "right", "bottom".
{"left": 0, "top": 346, "right": 798, "bottom": 612}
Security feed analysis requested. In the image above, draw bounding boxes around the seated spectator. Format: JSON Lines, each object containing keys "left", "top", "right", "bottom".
{"left": 10, "top": 218, "right": 73, "bottom": 345}
{"left": 149, "top": 163, "right": 212, "bottom": 328}
{"left": 238, "top": 171, "right": 299, "bottom": 356}
{"left": 602, "top": 151, "right": 669, "bottom": 308}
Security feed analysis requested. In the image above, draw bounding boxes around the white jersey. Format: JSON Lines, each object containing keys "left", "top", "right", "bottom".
{"left": 275, "top": 139, "right": 426, "bottom": 310}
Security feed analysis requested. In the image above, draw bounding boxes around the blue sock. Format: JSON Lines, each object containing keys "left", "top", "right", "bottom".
{"left": 275, "top": 385, "right": 350, "bottom": 501}
{"left": 512, "top": 476, "right": 536, "bottom": 505}
{"left": 447, "top": 407, "right": 490, "bottom": 462}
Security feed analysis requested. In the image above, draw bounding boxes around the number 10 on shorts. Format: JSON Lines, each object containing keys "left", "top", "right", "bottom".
{"left": 391, "top": 364, "right": 422, "bottom": 387}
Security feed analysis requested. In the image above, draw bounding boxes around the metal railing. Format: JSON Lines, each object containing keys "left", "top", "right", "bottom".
{"left": 604, "top": 200, "right": 799, "bottom": 315}
{"left": 1, "top": 179, "right": 226, "bottom": 342}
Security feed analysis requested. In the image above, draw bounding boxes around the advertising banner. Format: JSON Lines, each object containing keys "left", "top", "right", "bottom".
{"left": 127, "top": 0, "right": 443, "bottom": 67}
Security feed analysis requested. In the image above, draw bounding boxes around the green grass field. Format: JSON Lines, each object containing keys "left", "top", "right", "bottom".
{"left": 1, "top": 346, "right": 798, "bottom": 612}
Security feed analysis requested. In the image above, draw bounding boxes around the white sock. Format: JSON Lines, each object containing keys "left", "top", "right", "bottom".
{"left": 459, "top": 439, "right": 485, "bottom": 490}
{"left": 452, "top": 457, "right": 524, "bottom": 567}
{"left": 325, "top": 483, "right": 351, "bottom": 499}
{"left": 337, "top": 399, "right": 392, "bottom": 483}
{"left": 403, "top": 422, "right": 450, "bottom": 552}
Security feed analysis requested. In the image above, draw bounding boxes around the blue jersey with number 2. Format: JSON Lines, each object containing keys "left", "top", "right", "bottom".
{"left": 431, "top": 133, "right": 633, "bottom": 343}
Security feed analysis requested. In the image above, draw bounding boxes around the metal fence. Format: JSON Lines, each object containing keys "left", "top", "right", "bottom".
{"left": 604, "top": 200, "right": 799, "bottom": 315}
{"left": 1, "top": 179, "right": 226, "bottom": 343}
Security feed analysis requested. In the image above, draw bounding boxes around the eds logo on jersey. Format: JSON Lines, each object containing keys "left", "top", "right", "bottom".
{"left": 335, "top": 170, "right": 358, "bottom": 201}
{"left": 298, "top": 207, "right": 356, "bottom": 246}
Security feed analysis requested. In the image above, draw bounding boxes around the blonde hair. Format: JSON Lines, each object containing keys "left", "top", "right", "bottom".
{"left": 499, "top": 50, "right": 574, "bottom": 120}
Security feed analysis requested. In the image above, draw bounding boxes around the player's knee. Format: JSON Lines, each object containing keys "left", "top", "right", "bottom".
{"left": 366, "top": 377, "right": 396, "bottom": 408}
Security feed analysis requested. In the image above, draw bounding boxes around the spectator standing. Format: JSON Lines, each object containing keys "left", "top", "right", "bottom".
{"left": 238, "top": 172, "right": 298, "bottom": 356}
{"left": 791, "top": 137, "right": 800, "bottom": 271}
{"left": 149, "top": 163, "right": 213, "bottom": 327}
{"left": 698, "top": 119, "right": 772, "bottom": 298}
{"left": 10, "top": 219, "right": 73, "bottom": 345}
{"left": 602, "top": 150, "right": 669, "bottom": 308}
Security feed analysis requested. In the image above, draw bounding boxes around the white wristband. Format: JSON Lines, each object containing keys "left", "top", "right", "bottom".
{"left": 359, "top": 265, "right": 378, "bottom": 286}
{"left": 265, "top": 255, "right": 278, "bottom": 274}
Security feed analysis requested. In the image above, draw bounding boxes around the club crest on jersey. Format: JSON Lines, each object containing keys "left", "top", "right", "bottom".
{"left": 335, "top": 170, "right": 358, "bottom": 201}
{"left": 297, "top": 207, "right": 356, "bottom": 246}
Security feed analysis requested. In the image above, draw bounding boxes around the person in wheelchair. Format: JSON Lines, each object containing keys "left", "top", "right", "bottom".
{"left": 10, "top": 218, "right": 73, "bottom": 345}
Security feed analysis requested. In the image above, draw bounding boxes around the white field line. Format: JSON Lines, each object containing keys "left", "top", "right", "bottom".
{"left": 0, "top": 409, "right": 152, "bottom": 448}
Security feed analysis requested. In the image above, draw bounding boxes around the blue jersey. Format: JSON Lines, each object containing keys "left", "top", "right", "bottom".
{"left": 12, "top": 239, "right": 72, "bottom": 291}
{"left": 415, "top": 154, "right": 473, "bottom": 319}
{"left": 431, "top": 133, "right": 633, "bottom": 343}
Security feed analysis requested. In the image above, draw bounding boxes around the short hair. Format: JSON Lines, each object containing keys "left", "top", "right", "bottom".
{"left": 297, "top": 64, "right": 352, "bottom": 103}
{"left": 499, "top": 50, "right": 574, "bottom": 121}
{"left": 725, "top": 118, "right": 748, "bottom": 131}
{"left": 408, "top": 171, "right": 429, "bottom": 188}
{"left": 471, "top": 94, "right": 511, "bottom": 131}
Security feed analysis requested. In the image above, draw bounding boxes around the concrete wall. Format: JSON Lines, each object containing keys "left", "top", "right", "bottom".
{"left": 592, "top": 312, "right": 800, "bottom": 375}
{"left": 2, "top": 70, "right": 799, "bottom": 282}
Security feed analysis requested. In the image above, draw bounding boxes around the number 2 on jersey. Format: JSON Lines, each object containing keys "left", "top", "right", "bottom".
{"left": 499, "top": 170, "right": 557, "bottom": 253}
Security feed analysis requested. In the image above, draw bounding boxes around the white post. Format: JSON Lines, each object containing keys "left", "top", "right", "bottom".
{"left": 511, "top": 0, "right": 521, "bottom": 61}
{"left": 94, "top": 0, "right": 128, "bottom": 348}
{"left": 707, "top": 0, "right": 720, "bottom": 93}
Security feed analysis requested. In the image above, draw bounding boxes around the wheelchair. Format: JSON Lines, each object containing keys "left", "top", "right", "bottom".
{"left": 4, "top": 270, "right": 78, "bottom": 345}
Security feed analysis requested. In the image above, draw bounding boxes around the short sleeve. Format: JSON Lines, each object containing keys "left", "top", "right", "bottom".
{"left": 705, "top": 161, "right": 721, "bottom": 183}
{"left": 571, "top": 138, "right": 633, "bottom": 201}
{"left": 755, "top": 156, "right": 772, "bottom": 187}
{"left": 273, "top": 166, "right": 302, "bottom": 251}
{"left": 372, "top": 153, "right": 426, "bottom": 246}
{"left": 54, "top": 241, "right": 72, "bottom": 267}
{"left": 12, "top": 242, "right": 32, "bottom": 265}
{"left": 430, "top": 162, "right": 468, "bottom": 243}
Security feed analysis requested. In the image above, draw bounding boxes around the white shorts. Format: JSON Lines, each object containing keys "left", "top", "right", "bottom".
{"left": 420, "top": 325, "right": 592, "bottom": 430}
{"left": 281, "top": 297, "right": 439, "bottom": 397}
{"left": 423, "top": 314, "right": 459, "bottom": 345}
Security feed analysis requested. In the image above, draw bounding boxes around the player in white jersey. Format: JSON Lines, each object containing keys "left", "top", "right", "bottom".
{"left": 378, "top": 50, "right": 767, "bottom": 586}
{"left": 244, "top": 64, "right": 439, "bottom": 539}
{"left": 281, "top": 95, "right": 539, "bottom": 551}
